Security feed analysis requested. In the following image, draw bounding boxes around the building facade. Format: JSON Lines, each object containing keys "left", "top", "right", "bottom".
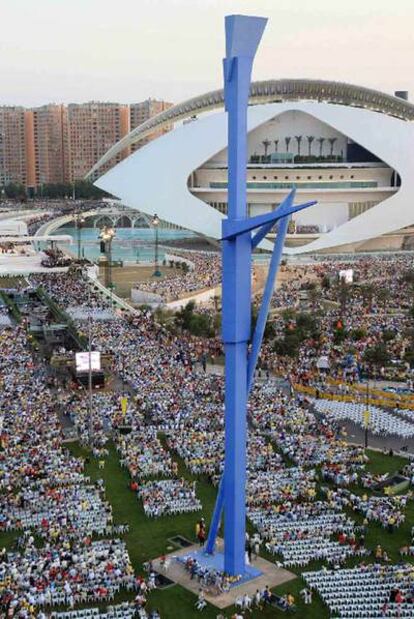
{"left": 0, "top": 98, "right": 173, "bottom": 190}
{"left": 0, "top": 106, "right": 28, "bottom": 187}
{"left": 67, "top": 102, "right": 130, "bottom": 181}
{"left": 129, "top": 99, "right": 173, "bottom": 152}
{"left": 29, "top": 104, "right": 71, "bottom": 187}
{"left": 92, "top": 79, "right": 414, "bottom": 255}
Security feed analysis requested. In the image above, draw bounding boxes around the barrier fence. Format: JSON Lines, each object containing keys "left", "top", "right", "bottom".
{"left": 293, "top": 383, "right": 414, "bottom": 412}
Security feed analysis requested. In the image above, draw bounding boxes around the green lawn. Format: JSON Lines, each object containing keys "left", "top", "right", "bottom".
{"left": 1, "top": 440, "right": 411, "bottom": 618}
{"left": 65, "top": 442, "right": 331, "bottom": 619}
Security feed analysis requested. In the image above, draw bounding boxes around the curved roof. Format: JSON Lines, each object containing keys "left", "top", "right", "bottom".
{"left": 95, "top": 100, "right": 414, "bottom": 255}
{"left": 87, "top": 79, "right": 414, "bottom": 179}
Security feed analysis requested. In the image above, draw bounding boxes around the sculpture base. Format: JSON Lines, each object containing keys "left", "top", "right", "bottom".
{"left": 180, "top": 549, "right": 262, "bottom": 585}
{"left": 152, "top": 538, "right": 296, "bottom": 610}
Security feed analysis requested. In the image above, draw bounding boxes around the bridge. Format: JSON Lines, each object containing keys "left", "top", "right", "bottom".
{"left": 36, "top": 207, "right": 177, "bottom": 240}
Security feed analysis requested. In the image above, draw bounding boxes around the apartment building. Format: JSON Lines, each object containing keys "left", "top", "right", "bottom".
{"left": 68, "top": 102, "right": 130, "bottom": 180}
{"left": 129, "top": 98, "right": 173, "bottom": 151}
{"left": 0, "top": 98, "right": 174, "bottom": 189}
{"left": 0, "top": 106, "right": 28, "bottom": 186}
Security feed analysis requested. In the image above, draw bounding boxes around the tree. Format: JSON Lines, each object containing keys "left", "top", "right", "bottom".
{"left": 350, "top": 327, "right": 366, "bottom": 341}
{"left": 296, "top": 312, "right": 318, "bottom": 336}
{"left": 317, "top": 137, "right": 325, "bottom": 157}
{"left": 35, "top": 180, "right": 110, "bottom": 200}
{"left": 273, "top": 332, "right": 301, "bottom": 357}
{"left": 4, "top": 182, "right": 26, "bottom": 199}
{"left": 308, "top": 286, "right": 319, "bottom": 310}
{"left": 364, "top": 343, "right": 391, "bottom": 368}
{"left": 295, "top": 135, "right": 303, "bottom": 157}
{"left": 382, "top": 329, "right": 395, "bottom": 342}
{"left": 273, "top": 139, "right": 279, "bottom": 153}
{"left": 376, "top": 287, "right": 391, "bottom": 305}
{"left": 405, "top": 347, "right": 414, "bottom": 368}
{"left": 321, "top": 274, "right": 331, "bottom": 290}
{"left": 285, "top": 136, "right": 291, "bottom": 153}
{"left": 328, "top": 137, "right": 338, "bottom": 157}
{"left": 307, "top": 135, "right": 315, "bottom": 157}
{"left": 402, "top": 270, "right": 414, "bottom": 286}
{"left": 360, "top": 283, "right": 375, "bottom": 310}
{"left": 262, "top": 139, "right": 271, "bottom": 158}
{"left": 174, "top": 301, "right": 214, "bottom": 337}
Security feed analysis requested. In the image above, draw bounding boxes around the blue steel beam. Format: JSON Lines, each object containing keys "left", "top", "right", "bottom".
{"left": 221, "top": 14, "right": 267, "bottom": 577}
{"left": 205, "top": 198, "right": 316, "bottom": 556}
{"left": 221, "top": 196, "right": 316, "bottom": 240}
{"left": 205, "top": 474, "right": 224, "bottom": 554}
{"left": 247, "top": 214, "right": 291, "bottom": 393}
{"left": 251, "top": 188, "right": 296, "bottom": 249}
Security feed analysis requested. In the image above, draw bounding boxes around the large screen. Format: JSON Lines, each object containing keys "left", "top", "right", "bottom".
{"left": 75, "top": 351, "right": 101, "bottom": 373}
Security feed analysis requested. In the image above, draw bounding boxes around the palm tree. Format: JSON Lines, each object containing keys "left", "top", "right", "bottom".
{"left": 295, "top": 135, "right": 303, "bottom": 157}
{"left": 328, "top": 137, "right": 338, "bottom": 157}
{"left": 360, "top": 283, "right": 375, "bottom": 311}
{"left": 262, "top": 139, "right": 271, "bottom": 158}
{"left": 273, "top": 139, "right": 279, "bottom": 153}
{"left": 285, "top": 136, "right": 291, "bottom": 152}
{"left": 317, "top": 137, "right": 325, "bottom": 157}
{"left": 307, "top": 136, "right": 315, "bottom": 157}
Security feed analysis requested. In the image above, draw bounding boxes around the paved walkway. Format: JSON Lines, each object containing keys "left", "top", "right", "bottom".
{"left": 152, "top": 538, "right": 295, "bottom": 609}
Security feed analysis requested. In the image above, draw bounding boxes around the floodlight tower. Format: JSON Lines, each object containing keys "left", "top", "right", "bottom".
{"left": 205, "top": 14, "right": 316, "bottom": 576}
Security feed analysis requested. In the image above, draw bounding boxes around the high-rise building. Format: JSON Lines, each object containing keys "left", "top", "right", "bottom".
{"left": 0, "top": 106, "right": 28, "bottom": 187}
{"left": 129, "top": 99, "right": 173, "bottom": 152}
{"left": 31, "top": 104, "right": 71, "bottom": 187}
{"left": 68, "top": 102, "right": 130, "bottom": 180}
{"left": 0, "top": 98, "right": 175, "bottom": 190}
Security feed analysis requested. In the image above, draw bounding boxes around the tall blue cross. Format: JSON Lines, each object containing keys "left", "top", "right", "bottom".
{"left": 205, "top": 14, "right": 316, "bottom": 576}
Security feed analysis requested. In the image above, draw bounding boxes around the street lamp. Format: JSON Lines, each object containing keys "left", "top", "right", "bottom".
{"left": 99, "top": 225, "right": 116, "bottom": 292}
{"left": 75, "top": 213, "right": 85, "bottom": 261}
{"left": 152, "top": 213, "right": 162, "bottom": 277}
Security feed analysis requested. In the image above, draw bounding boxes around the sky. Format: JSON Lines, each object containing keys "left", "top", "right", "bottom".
{"left": 1, "top": 0, "right": 414, "bottom": 107}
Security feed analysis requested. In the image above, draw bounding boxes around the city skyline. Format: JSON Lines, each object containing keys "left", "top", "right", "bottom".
{"left": 0, "top": 99, "right": 173, "bottom": 188}
{"left": 2, "top": 0, "right": 414, "bottom": 107}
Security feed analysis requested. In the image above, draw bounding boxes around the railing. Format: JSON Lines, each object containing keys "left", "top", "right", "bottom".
{"left": 209, "top": 180, "right": 380, "bottom": 190}
{"left": 294, "top": 382, "right": 414, "bottom": 411}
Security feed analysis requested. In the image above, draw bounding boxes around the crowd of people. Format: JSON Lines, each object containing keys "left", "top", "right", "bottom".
{"left": 136, "top": 250, "right": 221, "bottom": 302}
{"left": 137, "top": 479, "right": 201, "bottom": 518}
{"left": 3, "top": 249, "right": 414, "bottom": 616}
{"left": 0, "top": 325, "right": 141, "bottom": 616}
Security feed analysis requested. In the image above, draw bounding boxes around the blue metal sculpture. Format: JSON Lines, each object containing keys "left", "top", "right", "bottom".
{"left": 205, "top": 14, "right": 316, "bottom": 576}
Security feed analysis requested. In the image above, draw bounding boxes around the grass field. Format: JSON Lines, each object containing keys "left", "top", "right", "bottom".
{"left": 65, "top": 442, "right": 330, "bottom": 619}
{"left": 49, "top": 443, "right": 410, "bottom": 618}
{"left": 1, "top": 437, "right": 412, "bottom": 618}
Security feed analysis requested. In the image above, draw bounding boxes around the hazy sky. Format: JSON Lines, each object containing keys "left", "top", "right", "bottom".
{"left": 2, "top": 0, "right": 414, "bottom": 107}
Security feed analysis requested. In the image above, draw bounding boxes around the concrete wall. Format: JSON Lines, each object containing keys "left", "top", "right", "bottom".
{"left": 131, "top": 288, "right": 163, "bottom": 307}
{"left": 166, "top": 286, "right": 221, "bottom": 310}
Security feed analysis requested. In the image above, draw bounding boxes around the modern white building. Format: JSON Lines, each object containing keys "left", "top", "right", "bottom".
{"left": 91, "top": 80, "right": 414, "bottom": 254}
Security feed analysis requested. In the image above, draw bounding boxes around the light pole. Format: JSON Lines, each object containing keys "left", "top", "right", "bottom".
{"left": 99, "top": 225, "right": 116, "bottom": 291}
{"left": 152, "top": 213, "right": 161, "bottom": 277}
{"left": 76, "top": 213, "right": 85, "bottom": 262}
{"left": 364, "top": 377, "right": 370, "bottom": 449}
{"left": 88, "top": 280, "right": 93, "bottom": 445}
